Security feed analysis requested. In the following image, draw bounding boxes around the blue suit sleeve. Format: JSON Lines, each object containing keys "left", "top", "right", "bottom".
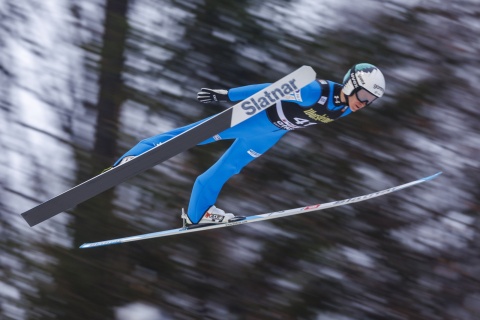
{"left": 228, "top": 83, "right": 271, "bottom": 101}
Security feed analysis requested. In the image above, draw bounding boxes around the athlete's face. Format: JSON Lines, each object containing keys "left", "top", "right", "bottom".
{"left": 348, "top": 92, "right": 368, "bottom": 112}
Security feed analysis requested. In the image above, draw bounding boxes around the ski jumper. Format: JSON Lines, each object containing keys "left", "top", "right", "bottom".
{"left": 115, "top": 79, "right": 353, "bottom": 223}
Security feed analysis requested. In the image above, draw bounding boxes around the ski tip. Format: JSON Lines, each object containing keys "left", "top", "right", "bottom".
{"left": 422, "top": 171, "right": 442, "bottom": 181}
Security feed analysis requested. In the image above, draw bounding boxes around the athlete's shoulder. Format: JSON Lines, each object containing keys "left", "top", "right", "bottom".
{"left": 295, "top": 79, "right": 340, "bottom": 106}
{"left": 305, "top": 79, "right": 342, "bottom": 94}
{"left": 290, "top": 80, "right": 318, "bottom": 106}
{"left": 321, "top": 79, "right": 342, "bottom": 89}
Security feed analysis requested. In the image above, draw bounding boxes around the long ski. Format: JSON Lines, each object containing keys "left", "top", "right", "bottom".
{"left": 21, "top": 66, "right": 316, "bottom": 227}
{"left": 80, "top": 171, "right": 442, "bottom": 249}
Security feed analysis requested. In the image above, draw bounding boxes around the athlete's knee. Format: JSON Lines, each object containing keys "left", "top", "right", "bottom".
{"left": 196, "top": 163, "right": 238, "bottom": 189}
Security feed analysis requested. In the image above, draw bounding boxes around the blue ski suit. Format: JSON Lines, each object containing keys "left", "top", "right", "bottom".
{"left": 116, "top": 79, "right": 353, "bottom": 223}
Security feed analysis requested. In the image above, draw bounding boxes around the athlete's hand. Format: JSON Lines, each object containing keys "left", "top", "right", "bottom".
{"left": 197, "top": 88, "right": 230, "bottom": 103}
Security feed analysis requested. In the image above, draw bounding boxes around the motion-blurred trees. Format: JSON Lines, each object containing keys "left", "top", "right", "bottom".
{"left": 1, "top": 0, "right": 479, "bottom": 319}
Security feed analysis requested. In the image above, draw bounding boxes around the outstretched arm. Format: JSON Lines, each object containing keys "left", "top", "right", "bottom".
{"left": 227, "top": 83, "right": 271, "bottom": 101}
{"left": 197, "top": 80, "right": 320, "bottom": 106}
{"left": 197, "top": 84, "right": 271, "bottom": 103}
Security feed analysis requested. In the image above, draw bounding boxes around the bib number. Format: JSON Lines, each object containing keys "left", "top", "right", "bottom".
{"left": 293, "top": 117, "right": 316, "bottom": 127}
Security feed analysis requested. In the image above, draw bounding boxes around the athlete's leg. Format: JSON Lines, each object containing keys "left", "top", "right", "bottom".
{"left": 114, "top": 110, "right": 279, "bottom": 166}
{"left": 187, "top": 131, "right": 286, "bottom": 223}
{"left": 113, "top": 118, "right": 209, "bottom": 166}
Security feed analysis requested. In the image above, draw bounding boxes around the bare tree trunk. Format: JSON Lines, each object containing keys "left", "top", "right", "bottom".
{"left": 33, "top": 1, "right": 132, "bottom": 319}
{"left": 93, "top": 0, "right": 129, "bottom": 165}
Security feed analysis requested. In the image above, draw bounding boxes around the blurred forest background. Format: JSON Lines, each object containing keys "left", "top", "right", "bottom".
{"left": 1, "top": 0, "right": 480, "bottom": 319}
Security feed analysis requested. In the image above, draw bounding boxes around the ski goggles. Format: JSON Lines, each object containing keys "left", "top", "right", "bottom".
{"left": 354, "top": 88, "right": 378, "bottom": 106}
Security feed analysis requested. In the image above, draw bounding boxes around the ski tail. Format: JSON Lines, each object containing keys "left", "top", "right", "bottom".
{"left": 421, "top": 171, "right": 442, "bottom": 181}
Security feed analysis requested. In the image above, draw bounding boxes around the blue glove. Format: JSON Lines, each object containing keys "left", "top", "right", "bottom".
{"left": 197, "top": 88, "right": 230, "bottom": 103}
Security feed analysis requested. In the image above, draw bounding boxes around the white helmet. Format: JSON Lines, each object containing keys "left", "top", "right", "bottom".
{"left": 342, "top": 63, "right": 385, "bottom": 105}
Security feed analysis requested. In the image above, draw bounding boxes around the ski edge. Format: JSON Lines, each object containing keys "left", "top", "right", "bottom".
{"left": 79, "top": 171, "right": 442, "bottom": 249}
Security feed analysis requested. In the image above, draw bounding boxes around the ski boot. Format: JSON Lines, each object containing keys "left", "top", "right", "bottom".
{"left": 181, "top": 206, "right": 245, "bottom": 229}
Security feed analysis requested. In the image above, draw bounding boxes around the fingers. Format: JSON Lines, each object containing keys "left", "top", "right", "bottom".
{"left": 197, "top": 88, "right": 215, "bottom": 103}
